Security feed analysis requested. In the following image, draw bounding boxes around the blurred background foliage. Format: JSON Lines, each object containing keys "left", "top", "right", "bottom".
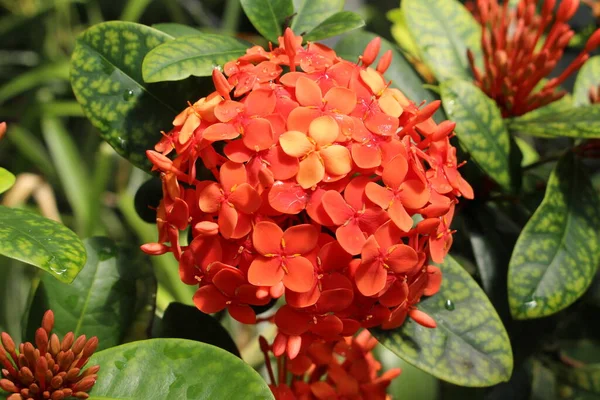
{"left": 1, "top": 0, "right": 600, "bottom": 399}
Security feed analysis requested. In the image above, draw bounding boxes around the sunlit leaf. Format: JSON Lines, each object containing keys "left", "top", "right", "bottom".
{"left": 303, "top": 11, "right": 365, "bottom": 42}
{"left": 574, "top": 56, "right": 600, "bottom": 106}
{"left": 0, "top": 167, "right": 15, "bottom": 194}
{"left": 507, "top": 105, "right": 600, "bottom": 138}
{"left": 508, "top": 153, "right": 600, "bottom": 319}
{"left": 291, "top": 0, "right": 343, "bottom": 35}
{"left": 240, "top": 0, "right": 294, "bottom": 43}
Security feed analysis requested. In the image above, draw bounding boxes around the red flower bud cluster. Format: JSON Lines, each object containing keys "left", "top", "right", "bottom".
{"left": 143, "top": 28, "right": 472, "bottom": 382}
{"left": 468, "top": 0, "right": 600, "bottom": 117}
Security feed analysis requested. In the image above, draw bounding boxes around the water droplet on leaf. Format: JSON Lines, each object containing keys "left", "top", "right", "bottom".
{"left": 444, "top": 299, "right": 455, "bottom": 311}
{"left": 212, "top": 64, "right": 222, "bottom": 72}
{"left": 524, "top": 298, "right": 538, "bottom": 309}
{"left": 122, "top": 89, "right": 134, "bottom": 101}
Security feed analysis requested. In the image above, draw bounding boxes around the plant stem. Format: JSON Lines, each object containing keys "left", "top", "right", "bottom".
{"left": 221, "top": 0, "right": 241, "bottom": 34}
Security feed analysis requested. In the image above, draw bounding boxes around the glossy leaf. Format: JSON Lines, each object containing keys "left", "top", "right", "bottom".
{"left": 574, "top": 56, "right": 600, "bottom": 106}
{"left": 402, "top": 0, "right": 481, "bottom": 82}
{"left": 507, "top": 105, "right": 600, "bottom": 138}
{"left": 25, "top": 237, "right": 156, "bottom": 350}
{"left": 0, "top": 206, "right": 86, "bottom": 283}
{"left": 335, "top": 31, "right": 438, "bottom": 111}
{"left": 441, "top": 79, "right": 514, "bottom": 192}
{"left": 0, "top": 258, "right": 36, "bottom": 343}
{"left": 0, "top": 167, "right": 15, "bottom": 194}
{"left": 508, "top": 153, "right": 600, "bottom": 319}
{"left": 240, "top": 0, "right": 294, "bottom": 43}
{"left": 303, "top": 11, "right": 365, "bottom": 42}
{"left": 142, "top": 34, "right": 249, "bottom": 83}
{"left": 153, "top": 302, "right": 240, "bottom": 357}
{"left": 373, "top": 255, "right": 513, "bottom": 387}
{"left": 152, "top": 23, "right": 203, "bottom": 37}
{"left": 70, "top": 21, "right": 206, "bottom": 169}
{"left": 88, "top": 339, "right": 274, "bottom": 399}
{"left": 291, "top": 0, "right": 343, "bottom": 35}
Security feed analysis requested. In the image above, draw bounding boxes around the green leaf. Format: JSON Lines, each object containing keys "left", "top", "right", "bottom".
{"left": 153, "top": 302, "right": 240, "bottom": 357}
{"left": 70, "top": 21, "right": 207, "bottom": 170}
{"left": 373, "top": 255, "right": 513, "bottom": 387}
{"left": 574, "top": 56, "right": 600, "bottom": 106}
{"left": 290, "top": 0, "right": 343, "bottom": 35}
{"left": 441, "top": 79, "right": 514, "bottom": 192}
{"left": 402, "top": 0, "right": 481, "bottom": 82}
{"left": 0, "top": 167, "right": 15, "bottom": 194}
{"left": 151, "top": 23, "right": 203, "bottom": 38}
{"left": 508, "top": 153, "right": 600, "bottom": 319}
{"left": 335, "top": 31, "right": 438, "bottom": 110}
{"left": 142, "top": 34, "right": 249, "bottom": 83}
{"left": 0, "top": 206, "right": 86, "bottom": 283}
{"left": 240, "top": 0, "right": 294, "bottom": 43}
{"left": 514, "top": 137, "right": 540, "bottom": 167}
{"left": 88, "top": 339, "right": 274, "bottom": 399}
{"left": 303, "top": 11, "right": 365, "bottom": 42}
{"left": 0, "top": 61, "right": 69, "bottom": 104}
{"left": 0, "top": 258, "right": 36, "bottom": 343}
{"left": 25, "top": 237, "right": 155, "bottom": 351}
{"left": 507, "top": 105, "right": 600, "bottom": 138}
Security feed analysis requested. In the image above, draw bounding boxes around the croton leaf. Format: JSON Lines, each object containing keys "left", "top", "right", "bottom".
{"left": 142, "top": 34, "right": 250, "bottom": 83}
{"left": 574, "top": 56, "right": 600, "bottom": 106}
{"left": 507, "top": 105, "right": 600, "bottom": 138}
{"left": 25, "top": 237, "right": 156, "bottom": 351}
{"left": 240, "top": 0, "right": 294, "bottom": 43}
{"left": 151, "top": 23, "right": 203, "bottom": 38}
{"left": 70, "top": 21, "right": 207, "bottom": 170}
{"left": 508, "top": 153, "right": 600, "bottom": 319}
{"left": 290, "top": 0, "right": 344, "bottom": 35}
{"left": 0, "top": 206, "right": 86, "bottom": 283}
{"left": 0, "top": 167, "right": 15, "bottom": 194}
{"left": 87, "top": 339, "right": 274, "bottom": 399}
{"left": 303, "top": 11, "right": 365, "bottom": 42}
{"left": 373, "top": 255, "right": 513, "bottom": 387}
{"left": 402, "top": 0, "right": 481, "bottom": 82}
{"left": 335, "top": 31, "right": 439, "bottom": 112}
{"left": 441, "top": 79, "right": 515, "bottom": 192}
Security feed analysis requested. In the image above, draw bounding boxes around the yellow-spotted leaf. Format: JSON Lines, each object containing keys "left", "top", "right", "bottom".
{"left": 142, "top": 34, "right": 249, "bottom": 83}
{"left": 373, "top": 255, "right": 513, "bottom": 387}
{"left": 0, "top": 206, "right": 86, "bottom": 283}
{"left": 574, "top": 56, "right": 600, "bottom": 106}
{"left": 151, "top": 23, "right": 202, "bottom": 38}
{"left": 508, "top": 153, "right": 600, "bottom": 319}
{"left": 70, "top": 21, "right": 206, "bottom": 170}
{"left": 0, "top": 167, "right": 15, "bottom": 194}
{"left": 303, "top": 11, "right": 365, "bottom": 42}
{"left": 507, "top": 105, "right": 600, "bottom": 138}
{"left": 441, "top": 79, "right": 514, "bottom": 192}
{"left": 240, "top": 0, "right": 293, "bottom": 43}
{"left": 291, "top": 0, "right": 344, "bottom": 35}
{"left": 402, "top": 0, "right": 481, "bottom": 82}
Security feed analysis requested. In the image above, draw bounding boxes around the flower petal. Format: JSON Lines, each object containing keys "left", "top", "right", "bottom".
{"left": 424, "top": 265, "right": 442, "bottom": 296}
{"left": 283, "top": 224, "right": 319, "bottom": 255}
{"left": 356, "top": 258, "right": 387, "bottom": 296}
{"left": 365, "top": 182, "right": 393, "bottom": 209}
{"left": 297, "top": 152, "right": 325, "bottom": 189}
{"left": 365, "top": 111, "right": 399, "bottom": 136}
{"left": 323, "top": 87, "right": 357, "bottom": 115}
{"left": 279, "top": 131, "right": 313, "bottom": 158}
{"left": 202, "top": 122, "right": 239, "bottom": 141}
{"left": 282, "top": 256, "right": 315, "bottom": 292}
{"left": 193, "top": 285, "right": 228, "bottom": 314}
{"left": 228, "top": 304, "right": 257, "bottom": 324}
{"left": 287, "top": 107, "right": 322, "bottom": 133}
{"left": 320, "top": 145, "right": 352, "bottom": 177}
{"left": 214, "top": 100, "right": 244, "bottom": 122}
{"left": 212, "top": 267, "right": 245, "bottom": 297}
{"left": 224, "top": 140, "right": 252, "bottom": 163}
{"left": 252, "top": 221, "right": 284, "bottom": 254}
{"left": 243, "top": 118, "right": 275, "bottom": 151}
{"left": 229, "top": 183, "right": 261, "bottom": 213}
{"left": 379, "top": 280, "right": 409, "bottom": 308}
{"left": 248, "top": 256, "right": 284, "bottom": 287}
{"left": 308, "top": 115, "right": 339, "bottom": 146}
{"left": 198, "top": 182, "right": 222, "bottom": 213}
{"left": 351, "top": 143, "right": 381, "bottom": 169}
{"left": 318, "top": 241, "right": 353, "bottom": 272}
{"left": 388, "top": 200, "right": 413, "bottom": 232}
{"left": 399, "top": 179, "right": 430, "bottom": 209}
{"left": 306, "top": 187, "right": 334, "bottom": 226}
{"left": 218, "top": 204, "right": 238, "bottom": 239}
{"left": 321, "top": 190, "right": 353, "bottom": 225}
{"left": 264, "top": 146, "right": 299, "bottom": 181}
{"left": 382, "top": 155, "right": 408, "bottom": 188}
{"left": 244, "top": 88, "right": 276, "bottom": 116}
{"left": 275, "top": 305, "right": 311, "bottom": 336}
{"left": 267, "top": 180, "right": 309, "bottom": 214}
{"left": 220, "top": 160, "right": 248, "bottom": 190}
{"left": 386, "top": 244, "right": 419, "bottom": 274}
{"left": 286, "top": 283, "right": 320, "bottom": 308}
{"left": 295, "top": 76, "right": 322, "bottom": 107}
{"left": 336, "top": 222, "right": 367, "bottom": 256}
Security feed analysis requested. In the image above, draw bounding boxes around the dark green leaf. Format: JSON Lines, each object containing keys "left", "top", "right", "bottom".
{"left": 508, "top": 153, "right": 600, "bottom": 319}
{"left": 240, "top": 0, "right": 294, "bottom": 43}
{"left": 88, "top": 339, "right": 274, "bottom": 399}
{"left": 151, "top": 23, "right": 203, "bottom": 38}
{"left": 441, "top": 79, "right": 514, "bottom": 192}
{"left": 334, "top": 31, "right": 439, "bottom": 111}
{"left": 0, "top": 206, "right": 86, "bottom": 283}
{"left": 291, "top": 0, "right": 343, "bottom": 35}
{"left": 70, "top": 21, "right": 207, "bottom": 170}
{"left": 402, "top": 0, "right": 481, "bottom": 82}
{"left": 153, "top": 302, "right": 240, "bottom": 357}
{"left": 0, "top": 257, "right": 36, "bottom": 343}
{"left": 0, "top": 167, "right": 15, "bottom": 194}
{"left": 142, "top": 34, "right": 249, "bottom": 83}
{"left": 507, "top": 105, "right": 600, "bottom": 138}
{"left": 574, "top": 56, "right": 600, "bottom": 107}
{"left": 134, "top": 177, "right": 162, "bottom": 223}
{"left": 25, "top": 237, "right": 155, "bottom": 350}
{"left": 303, "top": 11, "right": 365, "bottom": 42}
{"left": 373, "top": 255, "right": 513, "bottom": 387}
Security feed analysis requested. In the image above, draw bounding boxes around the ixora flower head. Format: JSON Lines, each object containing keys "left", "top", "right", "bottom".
{"left": 142, "top": 27, "right": 471, "bottom": 398}
{"left": 468, "top": 0, "right": 600, "bottom": 117}
{"left": 0, "top": 310, "right": 99, "bottom": 400}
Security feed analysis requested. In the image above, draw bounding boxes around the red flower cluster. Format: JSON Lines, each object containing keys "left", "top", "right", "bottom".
{"left": 468, "top": 0, "right": 600, "bottom": 117}
{"left": 142, "top": 28, "right": 471, "bottom": 391}
{"left": 264, "top": 331, "right": 400, "bottom": 400}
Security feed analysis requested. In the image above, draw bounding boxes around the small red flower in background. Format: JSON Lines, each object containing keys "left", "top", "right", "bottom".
{"left": 143, "top": 27, "right": 472, "bottom": 399}
{"left": 468, "top": 0, "right": 600, "bottom": 117}
{"left": 0, "top": 310, "right": 99, "bottom": 400}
